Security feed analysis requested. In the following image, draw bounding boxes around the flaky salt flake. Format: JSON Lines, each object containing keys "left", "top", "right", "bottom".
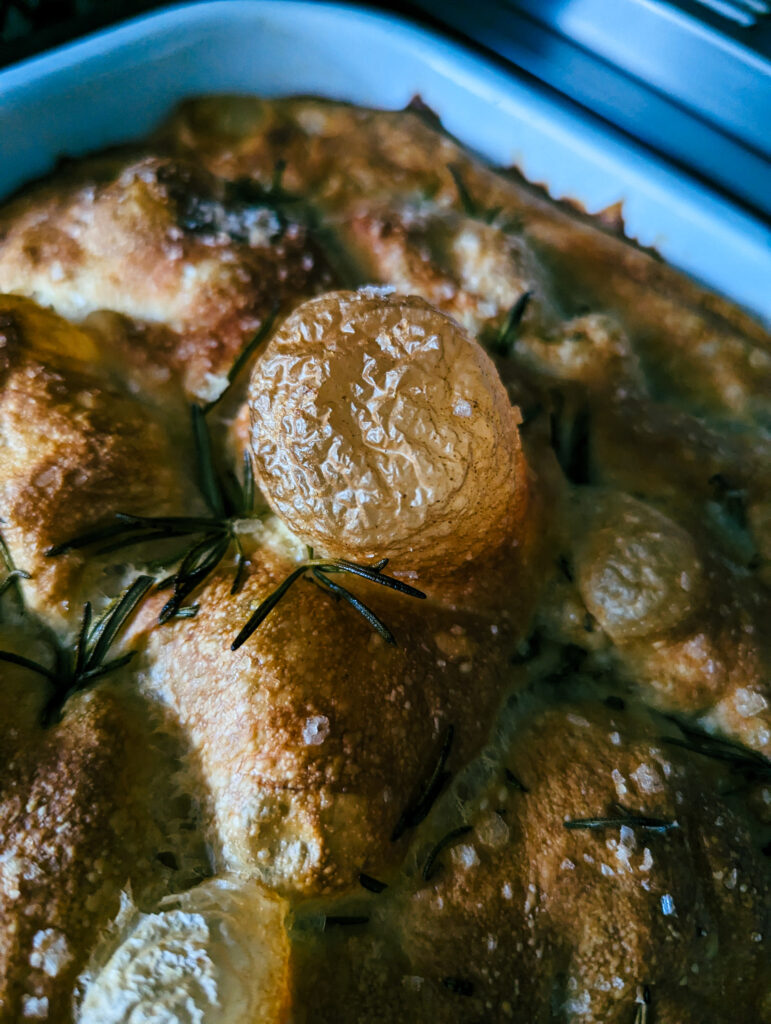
{"left": 660, "top": 893, "right": 676, "bottom": 916}
{"left": 453, "top": 399, "right": 472, "bottom": 418}
{"left": 734, "top": 688, "right": 768, "bottom": 718}
{"left": 22, "top": 996, "right": 48, "bottom": 1020}
{"left": 631, "top": 762, "right": 663, "bottom": 794}
{"left": 29, "top": 929, "right": 71, "bottom": 977}
{"left": 302, "top": 715, "right": 330, "bottom": 746}
{"left": 611, "top": 769, "right": 628, "bottom": 798}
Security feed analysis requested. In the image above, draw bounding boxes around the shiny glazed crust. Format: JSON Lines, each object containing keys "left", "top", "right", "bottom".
{"left": 0, "top": 96, "right": 768, "bottom": 1023}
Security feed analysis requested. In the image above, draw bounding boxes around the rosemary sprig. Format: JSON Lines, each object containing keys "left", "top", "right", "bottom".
{"left": 422, "top": 825, "right": 473, "bottom": 882}
{"left": 662, "top": 719, "right": 771, "bottom": 783}
{"left": 231, "top": 555, "right": 426, "bottom": 651}
{"left": 633, "top": 984, "right": 652, "bottom": 1024}
{"left": 47, "top": 406, "right": 264, "bottom": 622}
{"left": 358, "top": 873, "right": 388, "bottom": 894}
{"left": 564, "top": 813, "right": 676, "bottom": 835}
{"left": 391, "top": 723, "right": 454, "bottom": 841}
{"left": 202, "top": 307, "right": 278, "bottom": 415}
{"left": 504, "top": 767, "right": 529, "bottom": 792}
{"left": 0, "top": 524, "right": 29, "bottom": 611}
{"left": 0, "top": 575, "right": 153, "bottom": 726}
{"left": 490, "top": 291, "right": 532, "bottom": 357}
{"left": 550, "top": 398, "right": 592, "bottom": 485}
{"left": 448, "top": 163, "right": 501, "bottom": 224}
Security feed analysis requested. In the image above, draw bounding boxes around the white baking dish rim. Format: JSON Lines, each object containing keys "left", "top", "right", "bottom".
{"left": 0, "top": 0, "right": 769, "bottom": 321}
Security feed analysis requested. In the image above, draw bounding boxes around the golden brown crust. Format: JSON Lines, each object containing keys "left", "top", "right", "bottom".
{"left": 337, "top": 200, "right": 551, "bottom": 338}
{"left": 289, "top": 700, "right": 770, "bottom": 1023}
{"left": 0, "top": 676, "right": 164, "bottom": 1023}
{"left": 0, "top": 296, "right": 198, "bottom": 631}
{"left": 132, "top": 529, "right": 542, "bottom": 895}
{"left": 0, "top": 155, "right": 336, "bottom": 401}
{"left": 0, "top": 94, "right": 767, "bottom": 1022}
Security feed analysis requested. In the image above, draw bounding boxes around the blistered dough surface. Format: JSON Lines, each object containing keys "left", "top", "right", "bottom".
{"left": 248, "top": 290, "right": 527, "bottom": 571}
{"left": 0, "top": 92, "right": 768, "bottom": 1024}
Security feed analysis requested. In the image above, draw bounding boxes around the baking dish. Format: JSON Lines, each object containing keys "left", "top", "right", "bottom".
{"left": 0, "top": 7, "right": 769, "bottom": 1020}
{"left": 0, "top": 0, "right": 769, "bottom": 322}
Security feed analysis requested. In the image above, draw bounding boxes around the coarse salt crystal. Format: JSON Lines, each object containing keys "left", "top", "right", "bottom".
{"left": 302, "top": 716, "right": 330, "bottom": 746}
{"left": 660, "top": 893, "right": 676, "bottom": 916}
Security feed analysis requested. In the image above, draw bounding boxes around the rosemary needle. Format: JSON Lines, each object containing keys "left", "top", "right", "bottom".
{"left": 448, "top": 163, "right": 501, "bottom": 224}
{"left": 662, "top": 718, "right": 771, "bottom": 783}
{"left": 422, "top": 825, "right": 473, "bottom": 882}
{"left": 391, "top": 723, "right": 455, "bottom": 841}
{"left": 564, "top": 815, "right": 676, "bottom": 835}
{"left": 491, "top": 291, "right": 532, "bottom": 357}
{"left": 231, "top": 556, "right": 425, "bottom": 651}
{"left": 565, "top": 801, "right": 676, "bottom": 835}
{"left": 0, "top": 575, "right": 153, "bottom": 726}
{"left": 0, "top": 525, "right": 29, "bottom": 612}
{"left": 47, "top": 406, "right": 264, "bottom": 622}
{"left": 202, "top": 307, "right": 278, "bottom": 415}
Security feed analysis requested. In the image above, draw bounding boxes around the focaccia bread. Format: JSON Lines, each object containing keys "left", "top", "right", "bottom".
{"left": 0, "top": 96, "right": 768, "bottom": 1024}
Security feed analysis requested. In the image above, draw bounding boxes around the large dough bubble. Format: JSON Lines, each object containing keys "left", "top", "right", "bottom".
{"left": 247, "top": 290, "right": 527, "bottom": 573}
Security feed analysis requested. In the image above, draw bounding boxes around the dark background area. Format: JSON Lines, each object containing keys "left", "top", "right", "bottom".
{"left": 0, "top": 0, "right": 155, "bottom": 64}
{"left": 0, "top": 0, "right": 438, "bottom": 69}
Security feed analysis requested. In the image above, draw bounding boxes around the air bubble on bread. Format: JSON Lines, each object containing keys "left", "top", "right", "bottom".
{"left": 247, "top": 289, "right": 528, "bottom": 574}
{"left": 573, "top": 492, "right": 705, "bottom": 641}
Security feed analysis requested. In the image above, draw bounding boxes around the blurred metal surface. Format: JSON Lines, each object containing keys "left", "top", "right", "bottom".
{"left": 690, "top": 0, "right": 769, "bottom": 28}
{"left": 408, "top": 0, "right": 771, "bottom": 218}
